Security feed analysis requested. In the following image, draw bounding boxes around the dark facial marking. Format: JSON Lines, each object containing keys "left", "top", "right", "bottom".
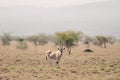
{"left": 56, "top": 61, "right": 59, "bottom": 64}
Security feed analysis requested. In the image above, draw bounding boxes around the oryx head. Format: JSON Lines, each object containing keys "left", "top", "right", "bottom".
{"left": 58, "top": 47, "right": 65, "bottom": 53}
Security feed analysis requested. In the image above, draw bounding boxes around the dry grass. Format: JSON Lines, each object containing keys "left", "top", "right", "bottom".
{"left": 0, "top": 41, "right": 120, "bottom": 80}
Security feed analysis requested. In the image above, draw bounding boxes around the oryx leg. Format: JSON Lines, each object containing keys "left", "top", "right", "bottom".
{"left": 56, "top": 59, "right": 60, "bottom": 68}
{"left": 46, "top": 56, "right": 52, "bottom": 67}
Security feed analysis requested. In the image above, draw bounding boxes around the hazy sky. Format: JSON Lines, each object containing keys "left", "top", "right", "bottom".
{"left": 0, "top": 0, "right": 110, "bottom": 7}
{"left": 0, "top": 0, "right": 119, "bottom": 38}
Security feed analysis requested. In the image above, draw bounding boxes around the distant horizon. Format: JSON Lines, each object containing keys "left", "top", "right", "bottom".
{"left": 0, "top": 30, "right": 119, "bottom": 39}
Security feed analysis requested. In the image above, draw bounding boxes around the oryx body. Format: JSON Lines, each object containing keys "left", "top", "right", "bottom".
{"left": 45, "top": 48, "right": 65, "bottom": 67}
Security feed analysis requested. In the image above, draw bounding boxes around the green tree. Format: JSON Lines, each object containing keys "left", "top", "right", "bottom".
{"left": 55, "top": 30, "right": 81, "bottom": 55}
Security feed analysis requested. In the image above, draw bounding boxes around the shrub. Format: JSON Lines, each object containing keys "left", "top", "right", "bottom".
{"left": 0, "top": 32, "right": 12, "bottom": 45}
{"left": 14, "top": 36, "right": 28, "bottom": 50}
{"left": 27, "top": 33, "right": 48, "bottom": 46}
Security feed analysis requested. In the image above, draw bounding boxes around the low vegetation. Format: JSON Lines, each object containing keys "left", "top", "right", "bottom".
{"left": 16, "top": 37, "right": 28, "bottom": 50}
{"left": 0, "top": 32, "right": 12, "bottom": 45}
{"left": 0, "top": 31, "right": 119, "bottom": 80}
{"left": 27, "top": 33, "right": 48, "bottom": 46}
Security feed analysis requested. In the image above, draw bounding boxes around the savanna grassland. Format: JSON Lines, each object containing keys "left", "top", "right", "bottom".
{"left": 0, "top": 41, "right": 120, "bottom": 80}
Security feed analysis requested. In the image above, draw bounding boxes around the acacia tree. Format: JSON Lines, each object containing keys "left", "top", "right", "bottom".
{"left": 55, "top": 30, "right": 81, "bottom": 55}
{"left": 64, "top": 31, "right": 81, "bottom": 54}
{"left": 95, "top": 35, "right": 108, "bottom": 48}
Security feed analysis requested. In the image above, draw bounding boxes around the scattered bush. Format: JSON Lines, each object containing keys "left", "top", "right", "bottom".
{"left": 16, "top": 41, "right": 28, "bottom": 50}
{"left": 27, "top": 33, "right": 48, "bottom": 46}
{"left": 15, "top": 37, "right": 28, "bottom": 50}
{"left": 82, "top": 35, "right": 92, "bottom": 48}
{"left": 0, "top": 32, "right": 12, "bottom": 45}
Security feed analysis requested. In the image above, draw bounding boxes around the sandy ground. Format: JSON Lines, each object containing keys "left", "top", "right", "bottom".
{"left": 0, "top": 41, "right": 120, "bottom": 80}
